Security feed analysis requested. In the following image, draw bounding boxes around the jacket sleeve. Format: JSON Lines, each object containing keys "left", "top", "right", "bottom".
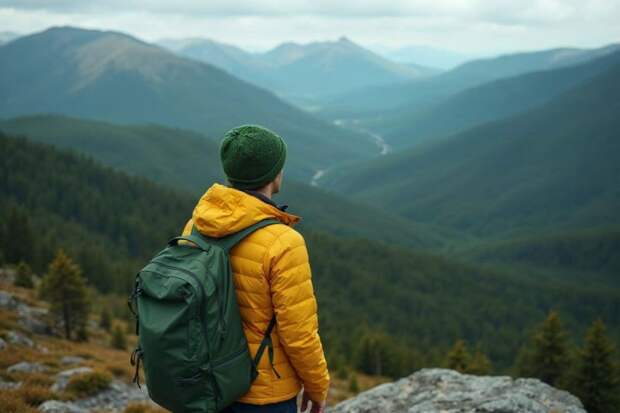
{"left": 264, "top": 228, "right": 330, "bottom": 402}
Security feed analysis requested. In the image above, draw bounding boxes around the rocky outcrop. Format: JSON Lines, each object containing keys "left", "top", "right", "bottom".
{"left": 328, "top": 369, "right": 586, "bottom": 413}
{"left": 51, "top": 367, "right": 94, "bottom": 392}
{"left": 7, "top": 361, "right": 49, "bottom": 373}
{"left": 0, "top": 290, "right": 51, "bottom": 336}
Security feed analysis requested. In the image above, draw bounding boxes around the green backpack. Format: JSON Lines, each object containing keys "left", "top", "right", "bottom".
{"left": 128, "top": 219, "right": 280, "bottom": 413}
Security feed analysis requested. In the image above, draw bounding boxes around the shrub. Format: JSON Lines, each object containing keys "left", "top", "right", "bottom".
{"left": 64, "top": 370, "right": 112, "bottom": 397}
{"left": 14, "top": 262, "right": 34, "bottom": 289}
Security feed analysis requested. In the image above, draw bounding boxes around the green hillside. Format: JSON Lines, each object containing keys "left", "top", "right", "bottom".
{"left": 381, "top": 50, "right": 620, "bottom": 148}
{"left": 323, "top": 62, "right": 620, "bottom": 238}
{"left": 2, "top": 132, "right": 618, "bottom": 372}
{"left": 460, "top": 227, "right": 620, "bottom": 286}
{"left": 317, "top": 43, "right": 620, "bottom": 121}
{"left": 0, "top": 26, "right": 377, "bottom": 181}
{"left": 0, "top": 115, "right": 224, "bottom": 188}
{"left": 0, "top": 114, "right": 455, "bottom": 250}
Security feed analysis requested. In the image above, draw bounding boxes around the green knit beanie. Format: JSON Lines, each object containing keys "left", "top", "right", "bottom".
{"left": 220, "top": 125, "right": 287, "bottom": 190}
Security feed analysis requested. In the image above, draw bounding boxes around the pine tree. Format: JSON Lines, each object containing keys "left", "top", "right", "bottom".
{"left": 348, "top": 373, "right": 359, "bottom": 393}
{"left": 467, "top": 346, "right": 492, "bottom": 375}
{"left": 571, "top": 320, "right": 619, "bottom": 413}
{"left": 111, "top": 325, "right": 127, "bottom": 350}
{"left": 14, "top": 261, "right": 34, "bottom": 289}
{"left": 100, "top": 307, "right": 112, "bottom": 332}
{"left": 445, "top": 340, "right": 471, "bottom": 373}
{"left": 40, "top": 250, "right": 90, "bottom": 340}
{"left": 517, "top": 311, "right": 570, "bottom": 387}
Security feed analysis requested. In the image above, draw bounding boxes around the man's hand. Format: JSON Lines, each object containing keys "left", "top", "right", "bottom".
{"left": 300, "top": 390, "right": 326, "bottom": 413}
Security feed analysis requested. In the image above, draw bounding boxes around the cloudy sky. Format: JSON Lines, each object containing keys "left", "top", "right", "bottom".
{"left": 1, "top": 0, "right": 619, "bottom": 55}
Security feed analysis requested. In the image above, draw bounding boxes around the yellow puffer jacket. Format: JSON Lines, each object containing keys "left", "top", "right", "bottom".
{"left": 182, "top": 183, "right": 330, "bottom": 405}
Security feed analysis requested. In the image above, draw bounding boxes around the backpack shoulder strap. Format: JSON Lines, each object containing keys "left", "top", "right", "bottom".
{"left": 192, "top": 218, "right": 281, "bottom": 252}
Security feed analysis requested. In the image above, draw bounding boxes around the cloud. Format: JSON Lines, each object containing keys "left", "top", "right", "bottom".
{"left": 0, "top": 0, "right": 619, "bottom": 54}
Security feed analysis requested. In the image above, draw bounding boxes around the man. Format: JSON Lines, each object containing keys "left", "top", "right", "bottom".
{"left": 182, "top": 125, "right": 330, "bottom": 413}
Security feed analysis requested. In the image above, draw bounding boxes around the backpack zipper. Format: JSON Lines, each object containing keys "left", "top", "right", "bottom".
{"left": 212, "top": 346, "right": 247, "bottom": 368}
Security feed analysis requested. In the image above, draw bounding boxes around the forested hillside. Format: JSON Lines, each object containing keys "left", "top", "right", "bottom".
{"left": 0, "top": 26, "right": 377, "bottom": 181}
{"left": 324, "top": 62, "right": 620, "bottom": 238}
{"left": 0, "top": 114, "right": 456, "bottom": 250}
{"left": 2, "top": 133, "right": 618, "bottom": 374}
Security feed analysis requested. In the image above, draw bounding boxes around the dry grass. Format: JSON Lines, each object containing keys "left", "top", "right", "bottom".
{"left": 14, "top": 384, "right": 55, "bottom": 407}
{"left": 124, "top": 402, "right": 170, "bottom": 413}
{"left": 0, "top": 389, "right": 38, "bottom": 413}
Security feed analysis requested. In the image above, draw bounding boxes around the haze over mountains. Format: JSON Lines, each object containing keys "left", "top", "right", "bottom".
{"left": 160, "top": 36, "right": 439, "bottom": 107}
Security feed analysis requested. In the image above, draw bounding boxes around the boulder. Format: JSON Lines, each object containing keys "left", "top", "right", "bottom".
{"left": 6, "top": 330, "right": 35, "bottom": 347}
{"left": 18, "top": 303, "right": 52, "bottom": 335}
{"left": 60, "top": 356, "right": 85, "bottom": 365}
{"left": 71, "top": 379, "right": 152, "bottom": 411}
{"left": 51, "top": 367, "right": 94, "bottom": 392}
{"left": 0, "top": 290, "right": 18, "bottom": 309}
{"left": 38, "top": 400, "right": 86, "bottom": 413}
{"left": 328, "top": 368, "right": 586, "bottom": 413}
{"left": 7, "top": 361, "right": 49, "bottom": 373}
{"left": 0, "top": 376, "right": 21, "bottom": 390}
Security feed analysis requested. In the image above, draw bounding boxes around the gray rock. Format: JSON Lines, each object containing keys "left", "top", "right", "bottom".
{"left": 38, "top": 400, "right": 86, "bottom": 413}
{"left": 0, "top": 376, "right": 22, "bottom": 390}
{"left": 60, "top": 356, "right": 85, "bottom": 365}
{"left": 71, "top": 379, "right": 152, "bottom": 411}
{"left": 0, "top": 337, "right": 7, "bottom": 350}
{"left": 18, "top": 303, "right": 52, "bottom": 335}
{"left": 0, "top": 290, "right": 18, "bottom": 309}
{"left": 328, "top": 368, "right": 586, "bottom": 413}
{"left": 6, "top": 330, "right": 35, "bottom": 347}
{"left": 7, "top": 361, "right": 49, "bottom": 373}
{"left": 51, "top": 367, "right": 94, "bottom": 392}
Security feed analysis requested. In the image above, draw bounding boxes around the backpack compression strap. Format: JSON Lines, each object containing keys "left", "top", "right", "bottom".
{"left": 253, "top": 316, "right": 280, "bottom": 378}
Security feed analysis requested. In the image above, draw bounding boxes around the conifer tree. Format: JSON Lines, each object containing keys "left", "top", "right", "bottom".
{"left": 571, "top": 320, "right": 619, "bottom": 413}
{"left": 40, "top": 250, "right": 90, "bottom": 340}
{"left": 100, "top": 307, "right": 112, "bottom": 332}
{"left": 467, "top": 346, "right": 492, "bottom": 375}
{"left": 14, "top": 261, "right": 34, "bottom": 289}
{"left": 348, "top": 373, "right": 359, "bottom": 393}
{"left": 111, "top": 325, "right": 127, "bottom": 350}
{"left": 517, "top": 311, "right": 569, "bottom": 387}
{"left": 445, "top": 340, "right": 471, "bottom": 373}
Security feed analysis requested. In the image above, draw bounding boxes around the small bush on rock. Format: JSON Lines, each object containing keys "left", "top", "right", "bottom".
{"left": 65, "top": 370, "right": 112, "bottom": 397}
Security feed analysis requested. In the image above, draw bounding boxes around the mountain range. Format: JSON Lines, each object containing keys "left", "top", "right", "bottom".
{"left": 379, "top": 49, "right": 620, "bottom": 148}
{"left": 160, "top": 36, "right": 438, "bottom": 106}
{"left": 318, "top": 43, "right": 620, "bottom": 120}
{"left": 0, "top": 26, "right": 378, "bottom": 181}
{"left": 323, "top": 58, "right": 620, "bottom": 241}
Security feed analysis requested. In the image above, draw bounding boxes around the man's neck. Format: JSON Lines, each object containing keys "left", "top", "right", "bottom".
{"left": 255, "top": 186, "right": 273, "bottom": 200}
